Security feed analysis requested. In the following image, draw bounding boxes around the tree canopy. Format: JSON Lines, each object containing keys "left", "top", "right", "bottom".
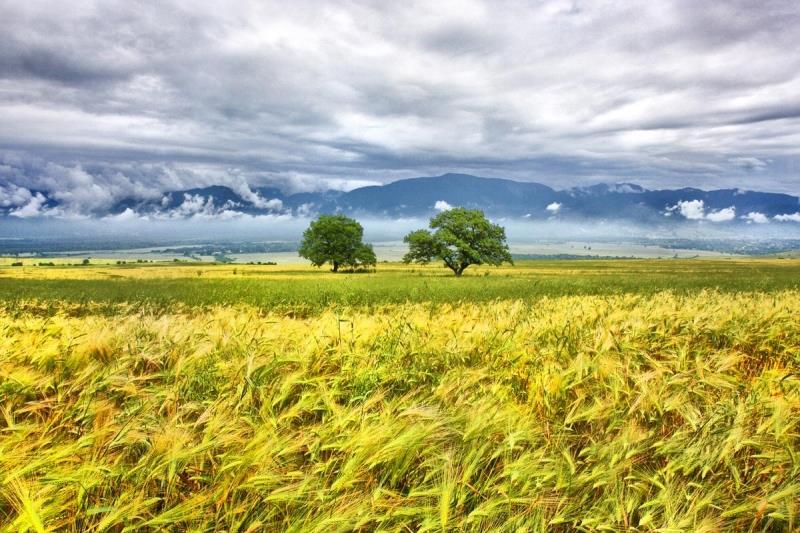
{"left": 403, "top": 207, "right": 512, "bottom": 276}
{"left": 299, "top": 214, "right": 376, "bottom": 272}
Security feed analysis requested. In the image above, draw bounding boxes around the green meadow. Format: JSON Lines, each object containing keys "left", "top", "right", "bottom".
{"left": 1, "top": 259, "right": 799, "bottom": 312}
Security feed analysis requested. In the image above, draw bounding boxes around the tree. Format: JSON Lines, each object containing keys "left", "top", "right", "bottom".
{"left": 351, "top": 241, "right": 377, "bottom": 269}
{"left": 299, "top": 214, "right": 377, "bottom": 272}
{"left": 403, "top": 207, "right": 512, "bottom": 276}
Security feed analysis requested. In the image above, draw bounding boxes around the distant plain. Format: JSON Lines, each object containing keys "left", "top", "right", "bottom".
{"left": 1, "top": 259, "right": 798, "bottom": 312}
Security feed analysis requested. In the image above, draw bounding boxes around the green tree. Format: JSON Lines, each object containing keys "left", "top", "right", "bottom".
{"left": 299, "top": 214, "right": 377, "bottom": 272}
{"left": 351, "top": 241, "right": 377, "bottom": 270}
{"left": 403, "top": 207, "right": 512, "bottom": 276}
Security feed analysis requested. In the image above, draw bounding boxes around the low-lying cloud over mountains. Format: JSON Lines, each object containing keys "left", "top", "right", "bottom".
{"left": 3, "top": 173, "right": 798, "bottom": 226}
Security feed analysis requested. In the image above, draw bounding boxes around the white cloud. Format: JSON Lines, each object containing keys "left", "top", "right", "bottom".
{"left": 176, "top": 194, "right": 211, "bottom": 216}
{"left": 0, "top": 184, "right": 34, "bottom": 207}
{"left": 263, "top": 198, "right": 284, "bottom": 209}
{"left": 104, "top": 207, "right": 141, "bottom": 221}
{"left": 150, "top": 192, "right": 291, "bottom": 220}
{"left": 608, "top": 184, "right": 643, "bottom": 194}
{"left": 741, "top": 211, "right": 769, "bottom": 224}
{"left": 9, "top": 192, "right": 54, "bottom": 218}
{"left": 667, "top": 199, "right": 735, "bottom": 222}
{"left": 269, "top": 173, "right": 383, "bottom": 194}
{"left": 671, "top": 199, "right": 706, "bottom": 220}
{"left": 705, "top": 206, "right": 736, "bottom": 222}
{"left": 545, "top": 202, "right": 561, "bottom": 213}
{"left": 434, "top": 200, "right": 453, "bottom": 211}
{"left": 774, "top": 212, "right": 800, "bottom": 222}
{"left": 296, "top": 203, "right": 314, "bottom": 216}
{"left": 229, "top": 180, "right": 283, "bottom": 210}
{"left": 154, "top": 193, "right": 243, "bottom": 220}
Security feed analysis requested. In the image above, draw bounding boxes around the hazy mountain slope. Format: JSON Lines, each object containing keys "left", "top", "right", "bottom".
{"left": 5, "top": 174, "right": 799, "bottom": 223}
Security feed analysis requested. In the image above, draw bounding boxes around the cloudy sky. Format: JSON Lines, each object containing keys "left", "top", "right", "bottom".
{"left": 2, "top": 0, "right": 800, "bottom": 216}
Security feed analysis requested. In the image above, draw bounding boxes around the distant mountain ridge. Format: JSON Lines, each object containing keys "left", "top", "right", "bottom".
{"left": 4, "top": 173, "right": 800, "bottom": 223}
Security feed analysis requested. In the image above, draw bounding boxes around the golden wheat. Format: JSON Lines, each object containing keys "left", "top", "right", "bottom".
{"left": 1, "top": 291, "right": 799, "bottom": 530}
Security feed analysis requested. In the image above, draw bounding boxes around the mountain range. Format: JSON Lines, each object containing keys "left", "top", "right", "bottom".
{"left": 6, "top": 174, "right": 800, "bottom": 224}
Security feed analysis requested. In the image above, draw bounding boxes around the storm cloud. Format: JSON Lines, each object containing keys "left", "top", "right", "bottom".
{"left": 1, "top": 0, "right": 800, "bottom": 216}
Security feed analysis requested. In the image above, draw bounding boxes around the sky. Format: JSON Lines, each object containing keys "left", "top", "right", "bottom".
{"left": 1, "top": 0, "right": 800, "bottom": 218}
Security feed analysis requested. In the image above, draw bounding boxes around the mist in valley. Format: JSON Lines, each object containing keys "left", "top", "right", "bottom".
{"left": 3, "top": 214, "right": 800, "bottom": 261}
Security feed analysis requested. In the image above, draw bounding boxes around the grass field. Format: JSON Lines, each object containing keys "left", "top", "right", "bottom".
{"left": 1, "top": 259, "right": 799, "bottom": 312}
{"left": 1, "top": 260, "right": 799, "bottom": 530}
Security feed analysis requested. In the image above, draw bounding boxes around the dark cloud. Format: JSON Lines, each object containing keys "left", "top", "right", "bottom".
{"left": 0, "top": 0, "right": 799, "bottom": 217}
{"left": 0, "top": 46, "right": 124, "bottom": 85}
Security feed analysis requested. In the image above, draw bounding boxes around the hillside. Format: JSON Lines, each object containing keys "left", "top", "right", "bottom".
{"left": 5, "top": 174, "right": 800, "bottom": 224}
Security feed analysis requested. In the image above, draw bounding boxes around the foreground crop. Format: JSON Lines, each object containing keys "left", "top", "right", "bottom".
{"left": 1, "top": 291, "right": 799, "bottom": 530}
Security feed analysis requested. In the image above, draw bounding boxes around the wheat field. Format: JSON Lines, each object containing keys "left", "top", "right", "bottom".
{"left": 1, "top": 284, "right": 799, "bottom": 531}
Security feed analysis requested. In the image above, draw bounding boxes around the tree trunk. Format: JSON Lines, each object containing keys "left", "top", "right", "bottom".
{"left": 332, "top": 261, "right": 339, "bottom": 272}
